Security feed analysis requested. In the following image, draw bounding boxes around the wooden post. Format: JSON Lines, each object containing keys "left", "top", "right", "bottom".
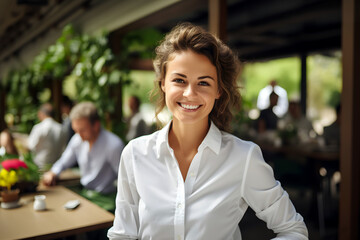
{"left": 339, "top": 0, "right": 360, "bottom": 239}
{"left": 300, "top": 53, "right": 307, "bottom": 115}
{"left": 52, "top": 79, "right": 63, "bottom": 123}
{"left": 208, "top": 0, "right": 227, "bottom": 42}
{"left": 0, "top": 86, "right": 6, "bottom": 131}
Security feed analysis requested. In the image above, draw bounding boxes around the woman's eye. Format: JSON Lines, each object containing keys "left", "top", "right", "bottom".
{"left": 173, "top": 78, "right": 185, "bottom": 83}
{"left": 199, "top": 81, "right": 210, "bottom": 86}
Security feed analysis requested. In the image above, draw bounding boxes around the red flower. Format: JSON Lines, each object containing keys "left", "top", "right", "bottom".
{"left": 1, "top": 159, "right": 28, "bottom": 171}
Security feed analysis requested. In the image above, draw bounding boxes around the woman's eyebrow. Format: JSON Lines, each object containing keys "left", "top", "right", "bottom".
{"left": 171, "top": 72, "right": 215, "bottom": 81}
{"left": 172, "top": 73, "right": 187, "bottom": 78}
{"left": 198, "top": 75, "right": 215, "bottom": 81}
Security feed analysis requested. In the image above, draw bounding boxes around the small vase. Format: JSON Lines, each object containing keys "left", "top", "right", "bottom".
{"left": 1, "top": 189, "right": 20, "bottom": 209}
{"left": 33, "top": 195, "right": 47, "bottom": 211}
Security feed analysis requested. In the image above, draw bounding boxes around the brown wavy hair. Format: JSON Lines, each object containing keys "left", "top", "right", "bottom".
{"left": 152, "top": 22, "right": 241, "bottom": 132}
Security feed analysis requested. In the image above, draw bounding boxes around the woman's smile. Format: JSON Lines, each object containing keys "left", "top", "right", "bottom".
{"left": 178, "top": 103, "right": 201, "bottom": 110}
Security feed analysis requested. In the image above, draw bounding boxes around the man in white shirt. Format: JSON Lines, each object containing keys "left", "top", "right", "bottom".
{"left": 28, "top": 103, "right": 65, "bottom": 171}
{"left": 43, "top": 101, "right": 125, "bottom": 212}
{"left": 257, "top": 79, "right": 289, "bottom": 118}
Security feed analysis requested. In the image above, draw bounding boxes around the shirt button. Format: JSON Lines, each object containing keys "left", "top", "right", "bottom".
{"left": 177, "top": 203, "right": 183, "bottom": 209}
{"left": 177, "top": 235, "right": 182, "bottom": 240}
{"left": 190, "top": 171, "right": 195, "bottom": 177}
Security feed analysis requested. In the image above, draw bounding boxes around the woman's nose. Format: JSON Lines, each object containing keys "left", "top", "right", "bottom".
{"left": 183, "top": 85, "right": 196, "bottom": 97}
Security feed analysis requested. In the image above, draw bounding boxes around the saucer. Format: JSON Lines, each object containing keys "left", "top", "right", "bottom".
{"left": 1, "top": 201, "right": 21, "bottom": 209}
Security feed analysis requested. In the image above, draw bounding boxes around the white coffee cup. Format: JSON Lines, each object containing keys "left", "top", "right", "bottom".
{"left": 33, "top": 195, "right": 47, "bottom": 211}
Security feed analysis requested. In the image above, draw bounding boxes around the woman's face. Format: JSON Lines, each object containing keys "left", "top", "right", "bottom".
{"left": 161, "top": 50, "right": 220, "bottom": 126}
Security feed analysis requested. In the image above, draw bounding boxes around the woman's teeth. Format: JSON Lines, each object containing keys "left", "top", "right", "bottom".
{"left": 180, "top": 103, "right": 200, "bottom": 110}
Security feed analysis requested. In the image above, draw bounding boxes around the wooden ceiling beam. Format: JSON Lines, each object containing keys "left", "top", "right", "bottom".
{"left": 208, "top": 0, "right": 227, "bottom": 42}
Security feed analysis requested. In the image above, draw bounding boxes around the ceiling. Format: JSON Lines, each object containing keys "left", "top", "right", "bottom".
{"left": 111, "top": 0, "right": 342, "bottom": 61}
{"left": 0, "top": 0, "right": 342, "bottom": 64}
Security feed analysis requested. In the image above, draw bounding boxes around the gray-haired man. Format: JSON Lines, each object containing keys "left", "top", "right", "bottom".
{"left": 43, "top": 101, "right": 125, "bottom": 212}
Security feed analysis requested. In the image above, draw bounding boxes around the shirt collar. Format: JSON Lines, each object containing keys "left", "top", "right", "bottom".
{"left": 198, "top": 121, "right": 222, "bottom": 155}
{"left": 156, "top": 121, "right": 171, "bottom": 158}
{"left": 155, "top": 121, "right": 222, "bottom": 158}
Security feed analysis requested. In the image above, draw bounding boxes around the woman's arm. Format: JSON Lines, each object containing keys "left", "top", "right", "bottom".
{"left": 241, "top": 144, "right": 308, "bottom": 240}
{"left": 108, "top": 143, "right": 140, "bottom": 240}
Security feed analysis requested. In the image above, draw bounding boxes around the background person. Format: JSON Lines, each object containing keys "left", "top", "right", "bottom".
{"left": 61, "top": 95, "right": 75, "bottom": 145}
{"left": 279, "top": 100, "right": 315, "bottom": 144}
{"left": 125, "top": 95, "right": 150, "bottom": 142}
{"left": 0, "top": 128, "right": 19, "bottom": 156}
{"left": 28, "top": 103, "right": 65, "bottom": 171}
{"left": 108, "top": 23, "right": 308, "bottom": 240}
{"left": 323, "top": 104, "right": 341, "bottom": 147}
{"left": 257, "top": 91, "right": 279, "bottom": 133}
{"left": 42, "top": 101, "right": 125, "bottom": 212}
{"left": 257, "top": 79, "right": 288, "bottom": 117}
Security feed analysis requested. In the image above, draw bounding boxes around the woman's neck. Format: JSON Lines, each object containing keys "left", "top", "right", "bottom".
{"left": 169, "top": 118, "right": 210, "bottom": 154}
{"left": 168, "top": 118, "right": 210, "bottom": 181}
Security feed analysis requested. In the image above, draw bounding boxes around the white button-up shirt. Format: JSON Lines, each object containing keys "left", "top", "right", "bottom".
{"left": 28, "top": 117, "right": 65, "bottom": 170}
{"left": 108, "top": 121, "right": 308, "bottom": 240}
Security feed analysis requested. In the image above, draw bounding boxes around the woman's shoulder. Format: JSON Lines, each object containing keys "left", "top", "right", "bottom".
{"left": 222, "top": 131, "right": 256, "bottom": 145}
{"left": 125, "top": 130, "right": 160, "bottom": 150}
{"left": 129, "top": 129, "right": 159, "bottom": 143}
{"left": 121, "top": 130, "right": 161, "bottom": 162}
{"left": 221, "top": 131, "right": 260, "bottom": 153}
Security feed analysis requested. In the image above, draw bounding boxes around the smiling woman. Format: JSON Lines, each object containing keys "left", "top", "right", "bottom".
{"left": 161, "top": 50, "right": 220, "bottom": 127}
{"left": 108, "top": 22, "right": 308, "bottom": 240}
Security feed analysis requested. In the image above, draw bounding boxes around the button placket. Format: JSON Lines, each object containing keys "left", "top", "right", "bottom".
{"left": 168, "top": 146, "right": 185, "bottom": 240}
{"left": 184, "top": 150, "right": 202, "bottom": 196}
{"left": 174, "top": 172, "right": 185, "bottom": 240}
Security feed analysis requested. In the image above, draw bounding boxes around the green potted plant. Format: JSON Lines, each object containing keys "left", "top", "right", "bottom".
{"left": 0, "top": 159, "right": 26, "bottom": 208}
{"left": 0, "top": 155, "right": 40, "bottom": 194}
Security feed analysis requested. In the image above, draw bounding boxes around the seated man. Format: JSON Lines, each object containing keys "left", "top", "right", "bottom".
{"left": 28, "top": 103, "right": 65, "bottom": 170}
{"left": 280, "top": 100, "right": 315, "bottom": 143}
{"left": 323, "top": 104, "right": 341, "bottom": 147}
{"left": 257, "top": 91, "right": 279, "bottom": 133}
{"left": 43, "top": 101, "right": 125, "bottom": 212}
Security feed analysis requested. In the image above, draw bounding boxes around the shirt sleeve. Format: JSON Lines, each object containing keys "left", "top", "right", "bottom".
{"left": 28, "top": 124, "right": 42, "bottom": 151}
{"left": 51, "top": 139, "right": 77, "bottom": 176}
{"left": 108, "top": 143, "right": 140, "bottom": 240}
{"left": 108, "top": 139, "right": 125, "bottom": 175}
{"left": 241, "top": 144, "right": 309, "bottom": 239}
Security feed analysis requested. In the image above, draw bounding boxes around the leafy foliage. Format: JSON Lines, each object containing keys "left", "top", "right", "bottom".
{"left": 3, "top": 25, "right": 163, "bottom": 139}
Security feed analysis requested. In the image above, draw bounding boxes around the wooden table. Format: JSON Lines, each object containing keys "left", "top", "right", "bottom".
{"left": 0, "top": 185, "right": 115, "bottom": 240}
{"left": 58, "top": 168, "right": 81, "bottom": 186}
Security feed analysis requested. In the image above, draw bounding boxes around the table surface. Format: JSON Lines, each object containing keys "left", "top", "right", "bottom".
{"left": 58, "top": 168, "right": 81, "bottom": 186}
{"left": 0, "top": 185, "right": 115, "bottom": 240}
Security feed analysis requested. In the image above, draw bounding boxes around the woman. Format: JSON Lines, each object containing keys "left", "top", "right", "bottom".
{"left": 108, "top": 23, "right": 308, "bottom": 239}
{"left": 0, "top": 128, "right": 19, "bottom": 156}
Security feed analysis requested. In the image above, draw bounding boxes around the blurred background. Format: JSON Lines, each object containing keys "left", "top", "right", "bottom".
{"left": 0, "top": 0, "right": 358, "bottom": 239}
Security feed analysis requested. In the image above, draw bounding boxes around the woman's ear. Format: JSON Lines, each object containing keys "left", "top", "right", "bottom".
{"left": 216, "top": 89, "right": 221, "bottom": 100}
{"left": 161, "top": 80, "right": 165, "bottom": 92}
